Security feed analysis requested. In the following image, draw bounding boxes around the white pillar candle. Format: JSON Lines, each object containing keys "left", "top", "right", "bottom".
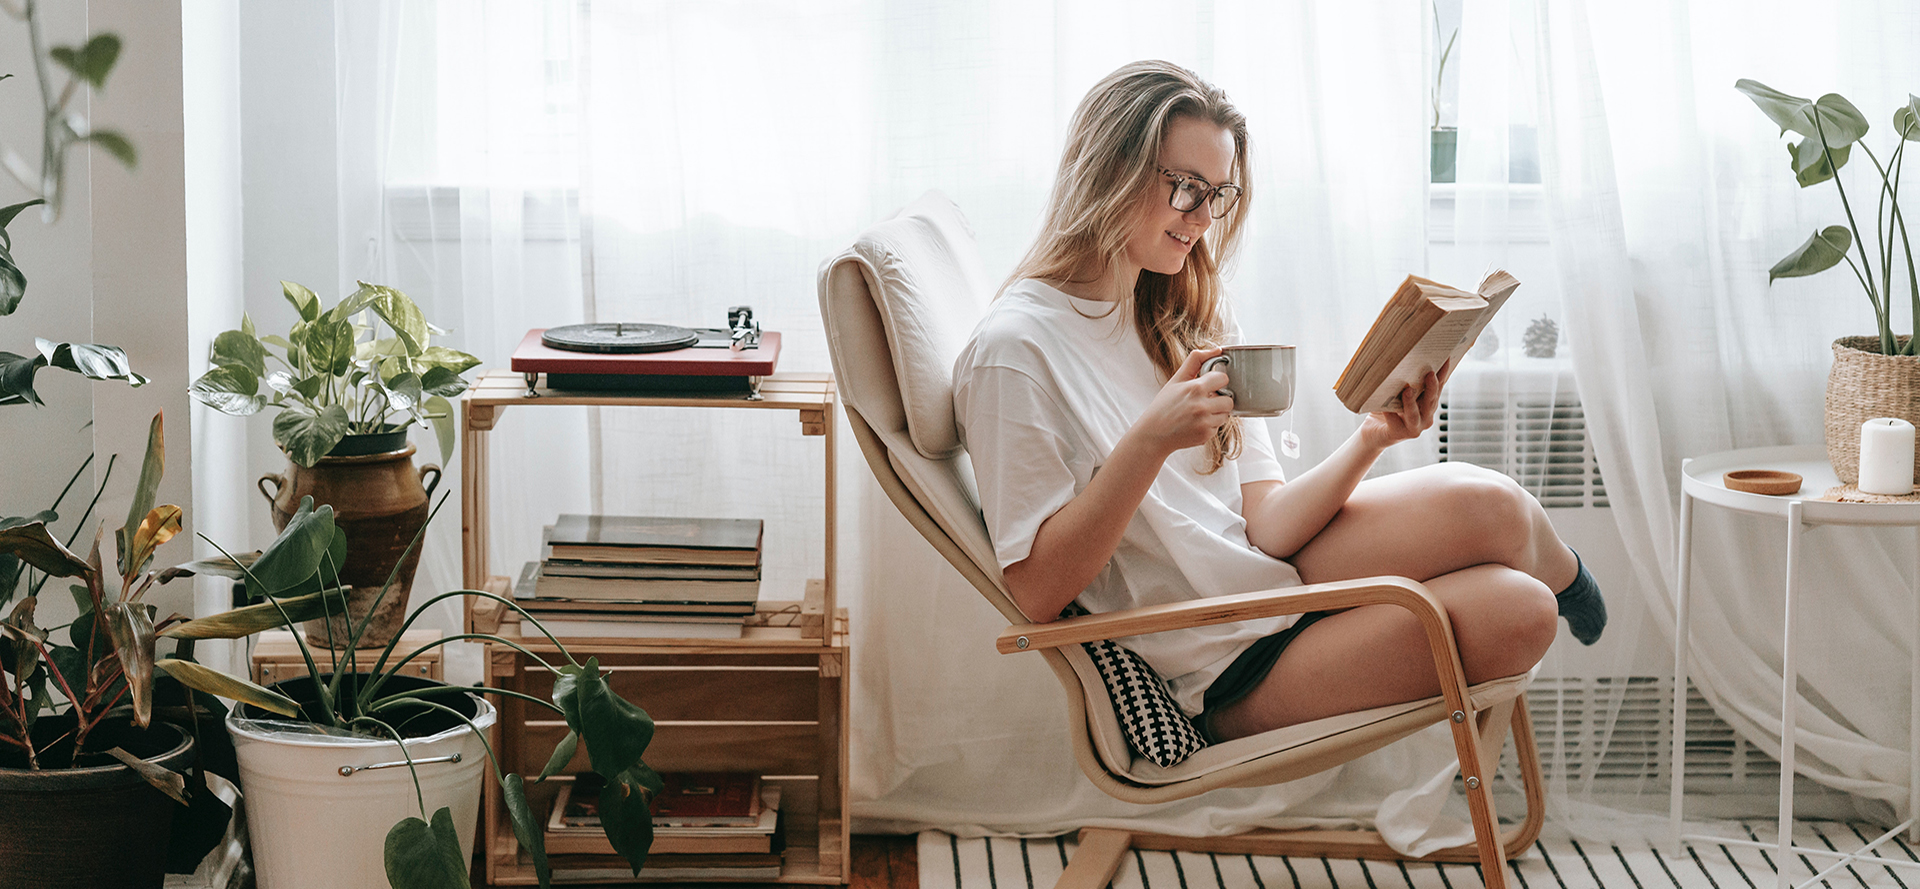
{"left": 1858, "top": 417, "right": 1916, "bottom": 495}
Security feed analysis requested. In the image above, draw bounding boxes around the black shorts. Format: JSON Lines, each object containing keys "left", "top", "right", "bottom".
{"left": 1196, "top": 610, "right": 1333, "bottom": 744}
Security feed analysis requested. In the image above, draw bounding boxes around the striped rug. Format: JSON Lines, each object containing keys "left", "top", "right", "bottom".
{"left": 919, "top": 822, "right": 1920, "bottom": 889}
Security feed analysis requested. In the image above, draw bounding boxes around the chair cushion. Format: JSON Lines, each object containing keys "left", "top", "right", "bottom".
{"left": 840, "top": 191, "right": 992, "bottom": 460}
{"left": 1083, "top": 637, "right": 1209, "bottom": 768}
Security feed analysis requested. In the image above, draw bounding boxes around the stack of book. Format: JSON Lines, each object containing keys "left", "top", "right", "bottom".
{"left": 545, "top": 771, "right": 783, "bottom": 881}
{"left": 513, "top": 513, "right": 763, "bottom": 639}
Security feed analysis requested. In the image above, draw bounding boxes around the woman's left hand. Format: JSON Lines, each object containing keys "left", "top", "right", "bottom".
{"left": 1360, "top": 360, "right": 1448, "bottom": 449}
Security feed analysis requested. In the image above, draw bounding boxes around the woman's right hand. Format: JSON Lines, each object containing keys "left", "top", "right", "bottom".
{"left": 1130, "top": 348, "right": 1235, "bottom": 455}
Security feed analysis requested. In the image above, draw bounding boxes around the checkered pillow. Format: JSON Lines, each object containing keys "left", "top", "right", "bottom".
{"left": 1079, "top": 635, "right": 1210, "bottom": 768}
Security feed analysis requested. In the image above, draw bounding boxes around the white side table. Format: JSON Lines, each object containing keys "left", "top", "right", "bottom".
{"left": 1671, "top": 445, "right": 1920, "bottom": 889}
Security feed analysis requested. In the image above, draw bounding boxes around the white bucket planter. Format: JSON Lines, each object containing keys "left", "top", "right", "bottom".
{"left": 229, "top": 690, "right": 497, "bottom": 889}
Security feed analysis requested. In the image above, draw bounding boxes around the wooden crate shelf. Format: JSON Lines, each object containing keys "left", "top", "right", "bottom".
{"left": 460, "top": 371, "right": 848, "bottom": 885}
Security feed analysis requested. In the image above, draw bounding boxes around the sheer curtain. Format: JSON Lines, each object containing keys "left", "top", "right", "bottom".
{"left": 1529, "top": 0, "right": 1920, "bottom": 825}
{"left": 336, "top": 0, "right": 1534, "bottom": 837}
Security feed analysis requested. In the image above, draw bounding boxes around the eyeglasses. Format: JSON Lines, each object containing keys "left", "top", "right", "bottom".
{"left": 1157, "top": 165, "right": 1242, "bottom": 218}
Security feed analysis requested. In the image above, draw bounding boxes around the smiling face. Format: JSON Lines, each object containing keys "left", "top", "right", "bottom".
{"left": 1125, "top": 114, "right": 1238, "bottom": 277}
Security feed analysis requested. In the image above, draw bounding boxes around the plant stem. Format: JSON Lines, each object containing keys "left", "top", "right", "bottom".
{"left": 1816, "top": 113, "right": 1890, "bottom": 352}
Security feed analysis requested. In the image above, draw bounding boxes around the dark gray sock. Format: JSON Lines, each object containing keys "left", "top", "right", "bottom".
{"left": 1556, "top": 551, "right": 1606, "bottom": 645}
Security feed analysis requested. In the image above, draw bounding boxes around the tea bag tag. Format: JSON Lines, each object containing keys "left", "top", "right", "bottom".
{"left": 1279, "top": 430, "right": 1300, "bottom": 459}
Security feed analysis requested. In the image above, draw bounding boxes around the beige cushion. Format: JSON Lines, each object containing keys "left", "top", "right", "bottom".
{"left": 825, "top": 191, "right": 991, "bottom": 461}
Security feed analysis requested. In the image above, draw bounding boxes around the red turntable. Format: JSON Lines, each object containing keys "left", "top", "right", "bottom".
{"left": 510, "top": 308, "right": 780, "bottom": 399}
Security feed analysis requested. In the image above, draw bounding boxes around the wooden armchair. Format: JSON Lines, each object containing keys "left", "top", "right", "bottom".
{"left": 818, "top": 192, "right": 1544, "bottom": 889}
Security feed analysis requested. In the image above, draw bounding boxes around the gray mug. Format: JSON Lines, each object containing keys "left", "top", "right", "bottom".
{"left": 1201, "top": 345, "right": 1296, "bottom": 418}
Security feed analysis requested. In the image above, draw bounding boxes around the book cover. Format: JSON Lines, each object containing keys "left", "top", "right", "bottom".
{"left": 651, "top": 772, "right": 763, "bottom": 826}
{"left": 548, "top": 514, "right": 763, "bottom": 551}
{"left": 529, "top": 618, "right": 745, "bottom": 640}
{"left": 1333, "top": 270, "right": 1520, "bottom": 413}
{"left": 515, "top": 562, "right": 761, "bottom": 605}
{"left": 539, "top": 559, "right": 761, "bottom": 581}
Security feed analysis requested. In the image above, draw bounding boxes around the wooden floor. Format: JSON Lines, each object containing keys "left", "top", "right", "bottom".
{"left": 851, "top": 834, "right": 918, "bottom": 889}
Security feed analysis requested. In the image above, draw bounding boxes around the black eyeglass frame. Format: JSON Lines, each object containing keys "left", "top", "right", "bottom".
{"left": 1156, "top": 165, "right": 1243, "bottom": 218}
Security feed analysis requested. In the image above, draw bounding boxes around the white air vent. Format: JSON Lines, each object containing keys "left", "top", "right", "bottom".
{"left": 1512, "top": 677, "right": 1851, "bottom": 810}
{"left": 1440, "top": 397, "right": 1607, "bottom": 507}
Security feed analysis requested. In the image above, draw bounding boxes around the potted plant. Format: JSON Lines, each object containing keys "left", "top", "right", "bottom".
{"left": 1430, "top": 1, "right": 1460, "bottom": 183}
{"left": 1738, "top": 81, "right": 1920, "bottom": 484}
{"left": 158, "top": 496, "right": 661, "bottom": 889}
{"left": 0, "top": 414, "right": 243, "bottom": 888}
{"left": 189, "top": 280, "right": 480, "bottom": 649}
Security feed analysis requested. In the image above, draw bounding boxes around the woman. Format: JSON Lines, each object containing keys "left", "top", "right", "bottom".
{"left": 952, "top": 60, "right": 1604, "bottom": 745}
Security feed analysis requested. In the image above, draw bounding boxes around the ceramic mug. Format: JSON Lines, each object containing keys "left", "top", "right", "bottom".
{"left": 1201, "top": 344, "right": 1296, "bottom": 418}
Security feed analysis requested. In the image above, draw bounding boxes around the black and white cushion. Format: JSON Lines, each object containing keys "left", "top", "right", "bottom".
{"left": 1069, "top": 614, "right": 1210, "bottom": 768}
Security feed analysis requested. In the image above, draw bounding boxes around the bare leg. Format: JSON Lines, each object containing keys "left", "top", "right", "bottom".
{"left": 1208, "top": 463, "right": 1564, "bottom": 739}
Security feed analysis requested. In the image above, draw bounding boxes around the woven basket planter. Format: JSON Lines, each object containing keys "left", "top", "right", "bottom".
{"left": 1825, "top": 335, "right": 1920, "bottom": 484}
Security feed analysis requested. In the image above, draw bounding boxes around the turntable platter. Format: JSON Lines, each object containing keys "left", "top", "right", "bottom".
{"left": 539, "top": 322, "right": 700, "bottom": 354}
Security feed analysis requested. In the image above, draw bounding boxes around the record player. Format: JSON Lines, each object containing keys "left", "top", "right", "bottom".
{"left": 510, "top": 306, "right": 781, "bottom": 399}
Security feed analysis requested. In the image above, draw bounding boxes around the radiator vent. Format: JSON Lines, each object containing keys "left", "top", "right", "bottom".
{"left": 1522, "top": 676, "right": 1779, "bottom": 789}
{"left": 1439, "top": 397, "right": 1608, "bottom": 508}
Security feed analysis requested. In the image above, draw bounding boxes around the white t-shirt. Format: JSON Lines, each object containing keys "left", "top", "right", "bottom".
{"left": 952, "top": 278, "right": 1304, "bottom": 715}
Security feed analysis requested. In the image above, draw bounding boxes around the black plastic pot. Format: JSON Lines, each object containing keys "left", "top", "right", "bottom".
{"left": 326, "top": 425, "right": 410, "bottom": 457}
{"left": 0, "top": 718, "right": 195, "bottom": 889}
{"left": 236, "top": 671, "right": 480, "bottom": 737}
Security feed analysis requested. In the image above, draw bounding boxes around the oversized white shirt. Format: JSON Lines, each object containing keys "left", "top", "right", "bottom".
{"left": 952, "top": 278, "right": 1303, "bottom": 715}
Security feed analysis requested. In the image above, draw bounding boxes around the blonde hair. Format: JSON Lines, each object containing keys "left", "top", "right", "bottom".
{"left": 1006, "top": 60, "right": 1253, "bottom": 472}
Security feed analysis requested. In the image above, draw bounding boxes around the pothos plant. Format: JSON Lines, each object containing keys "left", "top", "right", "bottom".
{"left": 189, "top": 280, "right": 481, "bottom": 467}
{"left": 1738, "top": 80, "right": 1920, "bottom": 356}
{"left": 0, "top": 413, "right": 242, "bottom": 872}
{"left": 158, "top": 495, "right": 662, "bottom": 888}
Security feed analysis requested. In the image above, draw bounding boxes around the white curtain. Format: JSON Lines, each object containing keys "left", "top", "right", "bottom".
{"left": 296, "top": 0, "right": 1920, "bottom": 841}
{"left": 1529, "top": 0, "right": 1920, "bottom": 824}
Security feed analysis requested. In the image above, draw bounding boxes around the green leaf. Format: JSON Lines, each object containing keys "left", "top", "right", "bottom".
{"left": 120, "top": 413, "right": 165, "bottom": 578}
{"left": 384, "top": 807, "right": 471, "bottom": 889}
{"left": 103, "top": 602, "right": 157, "bottom": 726}
{"left": 290, "top": 374, "right": 325, "bottom": 401}
{"left": 418, "top": 346, "right": 482, "bottom": 376}
{"left": 366, "top": 284, "right": 429, "bottom": 356}
{"left": 189, "top": 365, "right": 266, "bottom": 416}
{"left": 36, "top": 339, "right": 149, "bottom": 388}
{"left": 554, "top": 661, "right": 659, "bottom": 872}
{"left": 0, "top": 350, "right": 45, "bottom": 405}
{"left": 155, "top": 658, "right": 300, "bottom": 717}
{"left": 1736, "top": 80, "right": 1870, "bottom": 146}
{"left": 425, "top": 395, "right": 456, "bottom": 464}
{"left": 282, "top": 281, "right": 321, "bottom": 322}
{"left": 1899, "top": 95, "right": 1920, "bottom": 142}
{"left": 385, "top": 372, "right": 423, "bottom": 413}
{"left": 161, "top": 586, "right": 349, "bottom": 639}
{"left": 245, "top": 497, "right": 341, "bottom": 596}
{"left": 503, "top": 774, "right": 553, "bottom": 887}
{"left": 419, "top": 367, "right": 467, "bottom": 398}
{"left": 261, "top": 334, "right": 296, "bottom": 353}
{"left": 273, "top": 403, "right": 351, "bottom": 468}
{"left": 49, "top": 33, "right": 122, "bottom": 90}
{"left": 596, "top": 766, "right": 659, "bottom": 873}
{"left": 1770, "top": 225, "right": 1854, "bottom": 282}
{"left": 537, "top": 729, "right": 579, "bottom": 781}
{"left": 83, "top": 130, "right": 137, "bottom": 169}
{"left": 0, "top": 522, "right": 91, "bottom": 576}
{"left": 211, "top": 330, "right": 268, "bottom": 377}
{"left": 0, "top": 243, "right": 25, "bottom": 317}
{"left": 1737, "top": 79, "right": 1812, "bottom": 135}
{"left": 1789, "top": 138, "right": 1850, "bottom": 187}
{"left": 104, "top": 746, "right": 188, "bottom": 805}
{"left": 0, "top": 199, "right": 45, "bottom": 252}
{"left": 45, "top": 644, "right": 86, "bottom": 700}
{"left": 303, "top": 318, "right": 357, "bottom": 377}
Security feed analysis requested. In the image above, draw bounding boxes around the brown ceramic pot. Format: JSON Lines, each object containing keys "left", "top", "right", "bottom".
{"left": 259, "top": 439, "right": 441, "bottom": 649}
{"left": 0, "top": 719, "right": 194, "bottom": 889}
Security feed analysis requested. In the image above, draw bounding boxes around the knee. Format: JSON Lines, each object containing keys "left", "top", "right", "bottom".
{"left": 1484, "top": 580, "right": 1558, "bottom": 678}
{"left": 1426, "top": 464, "right": 1544, "bottom": 555}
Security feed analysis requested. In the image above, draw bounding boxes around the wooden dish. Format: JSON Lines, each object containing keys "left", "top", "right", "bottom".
{"left": 1723, "top": 469, "right": 1803, "bottom": 496}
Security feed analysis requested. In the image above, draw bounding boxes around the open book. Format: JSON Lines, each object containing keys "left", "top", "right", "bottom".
{"left": 1333, "top": 270, "right": 1520, "bottom": 413}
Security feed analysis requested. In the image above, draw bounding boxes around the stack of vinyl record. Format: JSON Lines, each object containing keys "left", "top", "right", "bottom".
{"left": 513, "top": 514, "right": 762, "bottom": 639}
